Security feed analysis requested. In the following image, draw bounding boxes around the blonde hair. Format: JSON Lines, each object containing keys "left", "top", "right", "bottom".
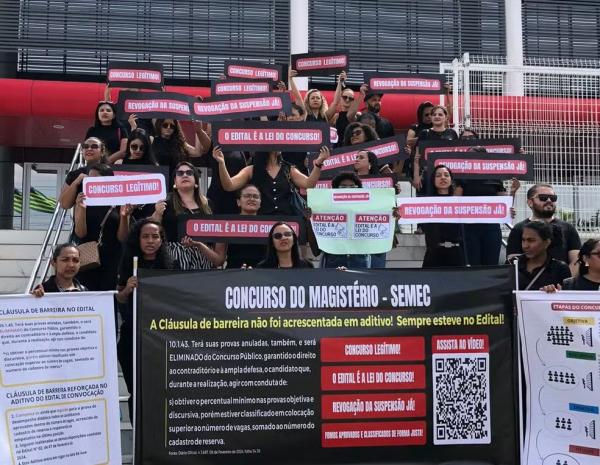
{"left": 304, "top": 89, "right": 329, "bottom": 120}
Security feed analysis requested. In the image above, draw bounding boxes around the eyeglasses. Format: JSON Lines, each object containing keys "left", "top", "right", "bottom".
{"left": 162, "top": 122, "right": 176, "bottom": 129}
{"left": 589, "top": 251, "right": 600, "bottom": 257}
{"left": 130, "top": 144, "right": 144, "bottom": 151}
{"left": 535, "top": 194, "right": 558, "bottom": 202}
{"left": 352, "top": 129, "right": 364, "bottom": 137}
{"left": 175, "top": 169, "right": 194, "bottom": 177}
{"left": 272, "top": 231, "right": 293, "bottom": 240}
{"left": 82, "top": 143, "right": 100, "bottom": 150}
{"left": 342, "top": 96, "right": 354, "bottom": 101}
{"left": 241, "top": 193, "right": 260, "bottom": 200}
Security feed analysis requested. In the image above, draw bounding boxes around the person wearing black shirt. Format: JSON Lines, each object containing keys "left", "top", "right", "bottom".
{"left": 116, "top": 219, "right": 174, "bottom": 420}
{"left": 73, "top": 164, "right": 128, "bottom": 291}
{"left": 512, "top": 221, "right": 571, "bottom": 290}
{"left": 256, "top": 222, "right": 313, "bottom": 269}
{"left": 86, "top": 101, "right": 128, "bottom": 163}
{"left": 119, "top": 129, "right": 158, "bottom": 166}
{"left": 221, "top": 185, "right": 267, "bottom": 269}
{"left": 59, "top": 137, "right": 109, "bottom": 209}
{"left": 31, "top": 243, "right": 88, "bottom": 296}
{"left": 507, "top": 183, "right": 582, "bottom": 274}
{"left": 421, "top": 165, "right": 466, "bottom": 267}
{"left": 556, "top": 239, "right": 600, "bottom": 291}
{"left": 412, "top": 105, "right": 458, "bottom": 194}
{"left": 212, "top": 146, "right": 330, "bottom": 216}
{"left": 363, "top": 88, "right": 394, "bottom": 138}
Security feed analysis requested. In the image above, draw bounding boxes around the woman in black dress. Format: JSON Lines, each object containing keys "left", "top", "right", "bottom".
{"left": 212, "top": 146, "right": 330, "bottom": 216}
{"left": 86, "top": 101, "right": 128, "bottom": 163}
{"left": 421, "top": 165, "right": 466, "bottom": 267}
{"left": 545, "top": 238, "right": 600, "bottom": 291}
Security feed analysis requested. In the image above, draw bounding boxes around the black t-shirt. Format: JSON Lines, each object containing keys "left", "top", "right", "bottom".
{"left": 562, "top": 275, "right": 600, "bottom": 291}
{"left": 418, "top": 128, "right": 459, "bottom": 142}
{"left": 41, "top": 276, "right": 87, "bottom": 292}
{"left": 86, "top": 123, "right": 128, "bottom": 154}
{"left": 517, "top": 256, "right": 571, "bottom": 290}
{"left": 507, "top": 218, "right": 582, "bottom": 264}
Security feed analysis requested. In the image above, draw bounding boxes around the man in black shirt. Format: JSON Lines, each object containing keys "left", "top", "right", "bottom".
{"left": 507, "top": 183, "right": 581, "bottom": 274}
{"left": 363, "top": 88, "right": 395, "bottom": 138}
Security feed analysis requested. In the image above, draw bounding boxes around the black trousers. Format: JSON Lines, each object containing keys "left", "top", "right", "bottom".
{"left": 422, "top": 245, "right": 465, "bottom": 267}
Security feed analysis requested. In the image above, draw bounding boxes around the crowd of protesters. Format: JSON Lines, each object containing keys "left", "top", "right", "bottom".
{"left": 31, "top": 65, "right": 599, "bottom": 414}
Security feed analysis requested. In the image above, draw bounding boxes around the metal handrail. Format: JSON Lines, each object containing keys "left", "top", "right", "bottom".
{"left": 26, "top": 144, "right": 82, "bottom": 292}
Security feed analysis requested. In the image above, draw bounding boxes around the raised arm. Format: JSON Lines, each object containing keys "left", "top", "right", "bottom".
{"left": 325, "top": 71, "right": 346, "bottom": 122}
{"left": 347, "top": 83, "right": 367, "bottom": 123}
{"left": 212, "top": 146, "right": 253, "bottom": 191}
{"left": 59, "top": 172, "right": 87, "bottom": 209}
{"left": 290, "top": 146, "right": 330, "bottom": 189}
{"left": 288, "top": 68, "right": 307, "bottom": 114}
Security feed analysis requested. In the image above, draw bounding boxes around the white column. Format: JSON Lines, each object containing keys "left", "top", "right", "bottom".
{"left": 505, "top": 0, "right": 524, "bottom": 96}
{"left": 290, "top": 0, "right": 309, "bottom": 91}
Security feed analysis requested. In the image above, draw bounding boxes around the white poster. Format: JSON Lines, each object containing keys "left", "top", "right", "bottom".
{"left": 83, "top": 173, "right": 166, "bottom": 206}
{"left": 0, "top": 292, "right": 121, "bottom": 465}
{"left": 517, "top": 291, "right": 600, "bottom": 465}
{"left": 396, "top": 196, "right": 513, "bottom": 224}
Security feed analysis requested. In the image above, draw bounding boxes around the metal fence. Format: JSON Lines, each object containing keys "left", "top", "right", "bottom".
{"left": 441, "top": 54, "right": 600, "bottom": 236}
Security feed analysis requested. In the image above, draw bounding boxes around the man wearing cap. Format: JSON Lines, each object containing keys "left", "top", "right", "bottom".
{"left": 358, "top": 83, "right": 395, "bottom": 138}
{"left": 506, "top": 183, "right": 581, "bottom": 274}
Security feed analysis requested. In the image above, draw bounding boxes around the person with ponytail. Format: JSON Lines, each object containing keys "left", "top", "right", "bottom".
{"left": 544, "top": 239, "right": 600, "bottom": 291}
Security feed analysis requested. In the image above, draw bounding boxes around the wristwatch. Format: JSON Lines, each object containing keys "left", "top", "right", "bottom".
{"left": 314, "top": 161, "right": 324, "bottom": 168}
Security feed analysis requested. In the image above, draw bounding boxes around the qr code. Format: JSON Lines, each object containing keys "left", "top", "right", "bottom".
{"left": 432, "top": 354, "right": 490, "bottom": 445}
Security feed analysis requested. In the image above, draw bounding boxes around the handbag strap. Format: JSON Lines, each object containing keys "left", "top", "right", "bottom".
{"left": 524, "top": 265, "right": 547, "bottom": 290}
{"left": 97, "top": 207, "right": 115, "bottom": 247}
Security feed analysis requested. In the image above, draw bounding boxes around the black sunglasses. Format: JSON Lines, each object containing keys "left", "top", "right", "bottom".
{"left": 535, "top": 194, "right": 558, "bottom": 202}
{"left": 273, "top": 231, "right": 293, "bottom": 240}
{"left": 342, "top": 96, "right": 354, "bottom": 101}
{"left": 162, "top": 122, "right": 176, "bottom": 129}
{"left": 175, "top": 169, "right": 194, "bottom": 177}
{"left": 130, "top": 143, "right": 144, "bottom": 151}
{"left": 82, "top": 143, "right": 100, "bottom": 150}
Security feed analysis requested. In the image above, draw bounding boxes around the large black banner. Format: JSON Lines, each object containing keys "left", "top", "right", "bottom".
{"left": 136, "top": 267, "right": 518, "bottom": 465}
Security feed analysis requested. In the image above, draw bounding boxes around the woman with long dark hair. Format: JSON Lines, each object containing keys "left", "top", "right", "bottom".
{"left": 256, "top": 222, "right": 313, "bottom": 268}
{"left": 120, "top": 129, "right": 158, "bottom": 166}
{"left": 116, "top": 219, "right": 173, "bottom": 419}
{"left": 152, "top": 161, "right": 222, "bottom": 269}
{"left": 412, "top": 105, "right": 458, "bottom": 193}
{"left": 353, "top": 150, "right": 380, "bottom": 176}
{"left": 152, "top": 118, "right": 207, "bottom": 171}
{"left": 421, "top": 165, "right": 466, "bottom": 267}
{"left": 86, "top": 101, "right": 128, "bottom": 163}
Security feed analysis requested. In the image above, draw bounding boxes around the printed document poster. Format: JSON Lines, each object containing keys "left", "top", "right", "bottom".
{"left": 0, "top": 292, "right": 121, "bottom": 465}
{"left": 517, "top": 291, "right": 600, "bottom": 465}
{"left": 307, "top": 188, "right": 396, "bottom": 255}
